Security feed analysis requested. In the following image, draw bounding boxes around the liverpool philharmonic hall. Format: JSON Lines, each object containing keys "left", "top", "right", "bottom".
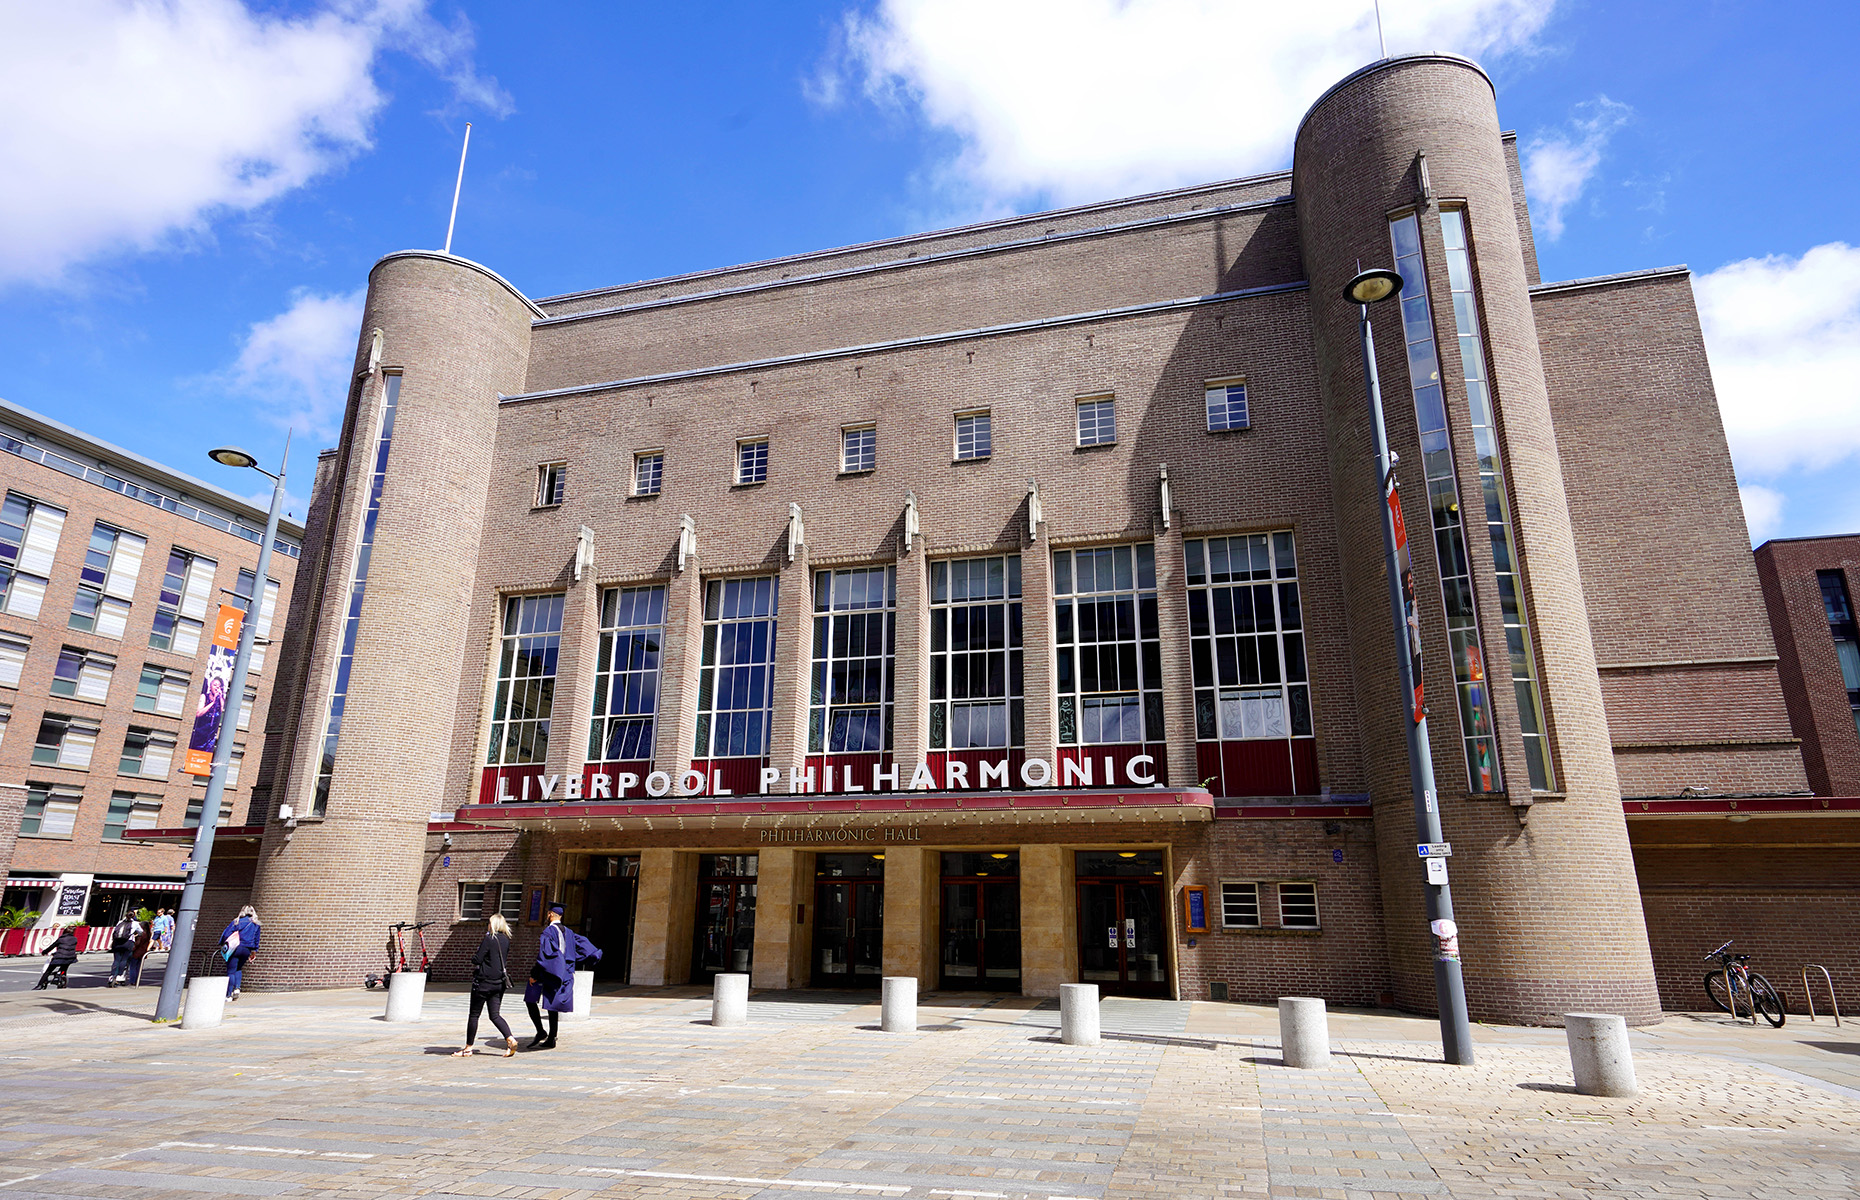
{"left": 240, "top": 55, "right": 1822, "bottom": 1025}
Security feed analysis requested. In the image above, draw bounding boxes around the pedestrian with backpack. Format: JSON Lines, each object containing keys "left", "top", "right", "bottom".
{"left": 220, "top": 905, "right": 262, "bottom": 999}
{"left": 107, "top": 912, "right": 140, "bottom": 986}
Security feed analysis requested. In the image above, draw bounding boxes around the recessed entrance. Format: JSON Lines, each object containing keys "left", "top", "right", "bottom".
{"left": 563, "top": 854, "right": 638, "bottom": 983}
{"left": 813, "top": 852, "right": 885, "bottom": 987}
{"left": 1075, "top": 849, "right": 1169, "bottom": 997}
{"left": 939, "top": 851, "right": 1021, "bottom": 990}
{"left": 692, "top": 854, "right": 757, "bottom": 984}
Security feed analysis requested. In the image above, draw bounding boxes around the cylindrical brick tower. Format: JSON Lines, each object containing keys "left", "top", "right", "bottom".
{"left": 1294, "top": 55, "right": 1660, "bottom": 1023}
{"left": 248, "top": 251, "right": 535, "bottom": 988}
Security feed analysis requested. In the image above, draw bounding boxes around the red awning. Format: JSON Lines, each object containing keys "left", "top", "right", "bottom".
{"left": 4, "top": 877, "right": 58, "bottom": 888}
{"left": 95, "top": 879, "right": 184, "bottom": 891}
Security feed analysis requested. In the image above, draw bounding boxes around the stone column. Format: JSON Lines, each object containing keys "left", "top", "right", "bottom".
{"left": 1020, "top": 543, "right": 1058, "bottom": 769}
{"left": 881, "top": 846, "right": 933, "bottom": 981}
{"left": 768, "top": 547, "right": 813, "bottom": 791}
{"left": 1019, "top": 843, "right": 1072, "bottom": 996}
{"left": 751, "top": 846, "right": 801, "bottom": 989}
{"left": 892, "top": 548, "right": 931, "bottom": 788}
{"left": 1154, "top": 524, "right": 1196, "bottom": 788}
{"left": 653, "top": 553, "right": 706, "bottom": 786}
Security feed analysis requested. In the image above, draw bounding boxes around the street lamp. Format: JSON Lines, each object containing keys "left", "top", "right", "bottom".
{"left": 153, "top": 435, "right": 290, "bottom": 1023}
{"left": 1344, "top": 268, "right": 1475, "bottom": 1066}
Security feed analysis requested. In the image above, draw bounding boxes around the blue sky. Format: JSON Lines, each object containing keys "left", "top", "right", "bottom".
{"left": 1, "top": 0, "right": 1855, "bottom": 540}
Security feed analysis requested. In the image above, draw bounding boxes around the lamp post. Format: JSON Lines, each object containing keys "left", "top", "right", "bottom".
{"left": 1343, "top": 269, "right": 1474, "bottom": 1065}
{"left": 153, "top": 436, "right": 289, "bottom": 1023}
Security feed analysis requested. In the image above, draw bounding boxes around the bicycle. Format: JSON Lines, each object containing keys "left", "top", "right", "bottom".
{"left": 1703, "top": 939, "right": 1786, "bottom": 1027}
{"left": 363, "top": 921, "right": 434, "bottom": 989}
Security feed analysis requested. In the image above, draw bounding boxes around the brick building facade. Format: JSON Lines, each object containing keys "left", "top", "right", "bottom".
{"left": 0, "top": 397, "right": 303, "bottom": 932}
{"left": 236, "top": 54, "right": 1820, "bottom": 1024}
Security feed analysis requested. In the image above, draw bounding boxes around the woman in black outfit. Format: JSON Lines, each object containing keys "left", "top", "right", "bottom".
{"left": 33, "top": 926, "right": 79, "bottom": 989}
{"left": 454, "top": 913, "right": 517, "bottom": 1057}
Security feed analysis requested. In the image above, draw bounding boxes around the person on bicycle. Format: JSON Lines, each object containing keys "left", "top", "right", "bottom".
{"left": 454, "top": 914, "right": 519, "bottom": 1058}
{"left": 220, "top": 905, "right": 262, "bottom": 999}
{"left": 523, "top": 904, "right": 601, "bottom": 1050}
{"left": 33, "top": 925, "right": 79, "bottom": 990}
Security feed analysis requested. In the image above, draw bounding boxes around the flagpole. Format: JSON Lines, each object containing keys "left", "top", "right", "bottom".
{"left": 444, "top": 123, "right": 472, "bottom": 255}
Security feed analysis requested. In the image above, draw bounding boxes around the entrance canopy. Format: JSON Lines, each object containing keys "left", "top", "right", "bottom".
{"left": 455, "top": 786, "right": 1215, "bottom": 834}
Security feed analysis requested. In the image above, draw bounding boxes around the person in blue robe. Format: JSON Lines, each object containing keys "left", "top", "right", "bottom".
{"left": 523, "top": 904, "right": 601, "bottom": 1049}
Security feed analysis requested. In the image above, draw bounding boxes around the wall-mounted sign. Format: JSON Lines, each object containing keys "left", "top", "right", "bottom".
{"left": 56, "top": 884, "right": 88, "bottom": 917}
{"left": 1183, "top": 885, "right": 1208, "bottom": 933}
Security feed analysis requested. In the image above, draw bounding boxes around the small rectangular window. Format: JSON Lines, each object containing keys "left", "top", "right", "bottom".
{"left": 634, "top": 452, "right": 664, "bottom": 497}
{"left": 1206, "top": 380, "right": 1249, "bottom": 431}
{"left": 0, "top": 634, "right": 28, "bottom": 688}
{"left": 1278, "top": 881, "right": 1319, "bottom": 928}
{"left": 1076, "top": 395, "right": 1116, "bottom": 447}
{"left": 20, "top": 785, "right": 80, "bottom": 838}
{"left": 736, "top": 438, "right": 769, "bottom": 485}
{"left": 120, "top": 726, "right": 177, "bottom": 778}
{"left": 460, "top": 881, "right": 487, "bottom": 919}
{"left": 536, "top": 463, "right": 567, "bottom": 507}
{"left": 103, "top": 792, "right": 157, "bottom": 841}
{"left": 135, "top": 664, "right": 190, "bottom": 717}
{"left": 51, "top": 647, "right": 115, "bottom": 703}
{"left": 841, "top": 425, "right": 876, "bottom": 473}
{"left": 1221, "top": 881, "right": 1260, "bottom": 928}
{"left": 954, "top": 410, "right": 992, "bottom": 461}
{"left": 0, "top": 491, "right": 67, "bottom": 620}
{"left": 183, "top": 791, "right": 233, "bottom": 828}
{"left": 498, "top": 881, "right": 524, "bottom": 921}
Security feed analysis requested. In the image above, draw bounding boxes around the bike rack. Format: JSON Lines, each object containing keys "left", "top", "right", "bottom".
{"left": 1802, "top": 965, "right": 1842, "bottom": 1027}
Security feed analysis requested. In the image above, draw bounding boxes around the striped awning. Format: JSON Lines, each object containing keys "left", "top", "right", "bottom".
{"left": 4, "top": 877, "right": 58, "bottom": 888}
{"left": 95, "top": 878, "right": 184, "bottom": 892}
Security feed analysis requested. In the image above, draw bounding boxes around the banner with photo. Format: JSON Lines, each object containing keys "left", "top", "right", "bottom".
{"left": 183, "top": 604, "right": 243, "bottom": 777}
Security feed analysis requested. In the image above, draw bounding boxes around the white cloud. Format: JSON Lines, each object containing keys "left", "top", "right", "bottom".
{"left": 224, "top": 287, "right": 368, "bottom": 440}
{"left": 820, "top": 0, "right": 1556, "bottom": 209}
{"left": 0, "top": 0, "right": 508, "bottom": 288}
{"left": 1695, "top": 242, "right": 1860, "bottom": 479}
{"left": 1521, "top": 95, "right": 1631, "bottom": 241}
{"left": 1738, "top": 484, "right": 1784, "bottom": 543}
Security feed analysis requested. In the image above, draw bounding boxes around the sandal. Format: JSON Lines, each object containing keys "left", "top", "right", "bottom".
{"left": 504, "top": 1037, "right": 518, "bottom": 1058}
{"left": 451, "top": 1048, "right": 475, "bottom": 1057}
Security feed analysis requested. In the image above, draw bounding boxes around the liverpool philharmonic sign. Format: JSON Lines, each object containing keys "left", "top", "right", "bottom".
{"left": 489, "top": 754, "right": 1162, "bottom": 803}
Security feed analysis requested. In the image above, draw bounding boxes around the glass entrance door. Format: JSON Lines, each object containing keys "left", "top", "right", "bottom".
{"left": 565, "top": 855, "right": 638, "bottom": 983}
{"left": 1075, "top": 850, "right": 1169, "bottom": 997}
{"left": 939, "top": 851, "right": 1021, "bottom": 990}
{"left": 692, "top": 854, "right": 757, "bottom": 984}
{"left": 813, "top": 852, "right": 885, "bottom": 987}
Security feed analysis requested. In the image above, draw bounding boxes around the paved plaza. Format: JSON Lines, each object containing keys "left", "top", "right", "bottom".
{"left": 0, "top": 975, "right": 1856, "bottom": 1200}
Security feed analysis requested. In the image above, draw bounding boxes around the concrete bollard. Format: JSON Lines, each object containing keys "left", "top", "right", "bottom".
{"left": 712, "top": 973, "right": 749, "bottom": 1027}
{"left": 384, "top": 970, "right": 427, "bottom": 1022}
{"left": 881, "top": 976, "right": 918, "bottom": 1032}
{"left": 180, "top": 975, "right": 228, "bottom": 1030}
{"left": 1060, "top": 983, "right": 1101, "bottom": 1046}
{"left": 1564, "top": 1013, "right": 1637, "bottom": 1097}
{"left": 1278, "top": 997, "right": 1331, "bottom": 1068}
{"left": 571, "top": 969, "right": 595, "bottom": 1020}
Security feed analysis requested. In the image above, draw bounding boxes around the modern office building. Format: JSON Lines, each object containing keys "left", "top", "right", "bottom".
{"left": 0, "top": 398, "right": 303, "bottom": 933}
{"left": 238, "top": 53, "right": 1816, "bottom": 1023}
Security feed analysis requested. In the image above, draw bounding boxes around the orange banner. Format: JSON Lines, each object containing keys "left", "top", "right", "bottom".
{"left": 182, "top": 604, "right": 244, "bottom": 777}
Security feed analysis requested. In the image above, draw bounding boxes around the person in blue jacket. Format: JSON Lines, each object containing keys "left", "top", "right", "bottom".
{"left": 523, "top": 904, "right": 600, "bottom": 1049}
{"left": 220, "top": 905, "right": 262, "bottom": 999}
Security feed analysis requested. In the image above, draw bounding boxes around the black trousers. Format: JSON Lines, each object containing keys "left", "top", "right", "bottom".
{"left": 37, "top": 960, "right": 71, "bottom": 987}
{"left": 525, "top": 1000, "right": 559, "bottom": 1040}
{"left": 466, "top": 988, "right": 513, "bottom": 1046}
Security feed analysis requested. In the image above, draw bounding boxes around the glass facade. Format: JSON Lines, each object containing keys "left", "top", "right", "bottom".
{"left": 487, "top": 593, "right": 566, "bottom": 767}
{"left": 696, "top": 576, "right": 779, "bottom": 759}
{"left": 929, "top": 556, "right": 1022, "bottom": 752}
{"left": 588, "top": 585, "right": 666, "bottom": 763}
{"left": 809, "top": 566, "right": 895, "bottom": 755}
{"left": 1054, "top": 544, "right": 1163, "bottom": 748}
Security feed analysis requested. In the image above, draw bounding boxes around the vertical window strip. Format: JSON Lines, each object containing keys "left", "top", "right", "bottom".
{"left": 928, "top": 555, "right": 1023, "bottom": 750}
{"left": 313, "top": 373, "right": 400, "bottom": 815}
{"left": 1185, "top": 532, "right": 1312, "bottom": 744}
{"left": 695, "top": 577, "right": 779, "bottom": 758}
{"left": 1820, "top": 570, "right": 1860, "bottom": 742}
{"left": 1053, "top": 544, "right": 1163, "bottom": 746}
{"left": 0, "top": 491, "right": 65, "bottom": 619}
{"left": 588, "top": 585, "right": 666, "bottom": 762}
{"left": 1389, "top": 213, "right": 1501, "bottom": 792}
{"left": 487, "top": 593, "right": 566, "bottom": 766}
{"left": 1440, "top": 210, "right": 1554, "bottom": 791}
{"left": 809, "top": 566, "right": 896, "bottom": 754}
{"left": 0, "top": 634, "right": 27, "bottom": 688}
